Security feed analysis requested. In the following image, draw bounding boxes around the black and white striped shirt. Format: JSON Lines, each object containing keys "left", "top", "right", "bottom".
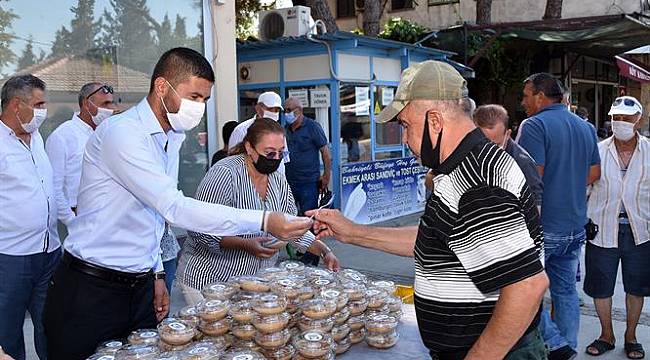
{"left": 414, "top": 128, "right": 544, "bottom": 354}
{"left": 177, "top": 155, "right": 314, "bottom": 290}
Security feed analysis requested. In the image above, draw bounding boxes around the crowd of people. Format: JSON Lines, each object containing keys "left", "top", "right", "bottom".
{"left": 0, "top": 46, "right": 648, "bottom": 360}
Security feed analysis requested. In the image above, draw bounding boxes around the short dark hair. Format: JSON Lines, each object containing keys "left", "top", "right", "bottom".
{"left": 222, "top": 120, "right": 239, "bottom": 145}
{"left": 149, "top": 47, "right": 215, "bottom": 92}
{"left": 1, "top": 74, "right": 46, "bottom": 111}
{"left": 474, "top": 104, "right": 509, "bottom": 130}
{"left": 523, "top": 73, "right": 564, "bottom": 103}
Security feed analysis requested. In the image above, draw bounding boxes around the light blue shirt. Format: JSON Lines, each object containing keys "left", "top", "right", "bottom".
{"left": 64, "top": 98, "right": 264, "bottom": 273}
{"left": 0, "top": 121, "right": 61, "bottom": 255}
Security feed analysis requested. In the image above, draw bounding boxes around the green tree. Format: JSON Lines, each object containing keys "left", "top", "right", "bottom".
{"left": 50, "top": 25, "right": 72, "bottom": 57}
{"left": 17, "top": 35, "right": 36, "bottom": 69}
{"left": 0, "top": 1, "right": 18, "bottom": 70}
{"left": 68, "top": 0, "right": 100, "bottom": 53}
{"left": 378, "top": 18, "right": 428, "bottom": 44}
{"left": 235, "top": 0, "right": 273, "bottom": 39}
{"left": 99, "top": 0, "right": 158, "bottom": 73}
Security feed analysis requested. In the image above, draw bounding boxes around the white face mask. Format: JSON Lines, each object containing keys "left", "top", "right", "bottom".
{"left": 611, "top": 120, "right": 637, "bottom": 141}
{"left": 263, "top": 110, "right": 279, "bottom": 121}
{"left": 89, "top": 102, "right": 114, "bottom": 126}
{"left": 20, "top": 107, "right": 47, "bottom": 134}
{"left": 161, "top": 80, "right": 205, "bottom": 132}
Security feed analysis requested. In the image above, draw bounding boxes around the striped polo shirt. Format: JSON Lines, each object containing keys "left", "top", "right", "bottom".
{"left": 414, "top": 128, "right": 544, "bottom": 354}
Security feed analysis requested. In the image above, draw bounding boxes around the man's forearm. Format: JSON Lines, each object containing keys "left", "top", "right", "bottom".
{"left": 321, "top": 147, "right": 332, "bottom": 175}
{"left": 347, "top": 225, "right": 418, "bottom": 257}
{"left": 465, "top": 271, "right": 549, "bottom": 359}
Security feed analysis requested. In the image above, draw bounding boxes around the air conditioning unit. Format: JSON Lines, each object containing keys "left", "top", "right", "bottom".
{"left": 258, "top": 6, "right": 312, "bottom": 41}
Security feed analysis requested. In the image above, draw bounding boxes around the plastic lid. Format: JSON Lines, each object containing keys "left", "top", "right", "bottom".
{"left": 196, "top": 299, "right": 230, "bottom": 321}
{"left": 365, "top": 313, "right": 398, "bottom": 332}
{"left": 331, "top": 323, "right": 351, "bottom": 341}
{"left": 261, "top": 344, "right": 295, "bottom": 360}
{"left": 252, "top": 293, "right": 287, "bottom": 314}
{"left": 180, "top": 341, "right": 222, "bottom": 359}
{"left": 127, "top": 330, "right": 159, "bottom": 345}
{"left": 370, "top": 280, "right": 396, "bottom": 294}
{"left": 301, "top": 298, "right": 337, "bottom": 319}
{"left": 155, "top": 351, "right": 181, "bottom": 360}
{"left": 115, "top": 344, "right": 159, "bottom": 359}
{"left": 365, "top": 329, "right": 399, "bottom": 348}
{"left": 220, "top": 350, "right": 266, "bottom": 360}
{"left": 252, "top": 312, "right": 290, "bottom": 328}
{"left": 158, "top": 318, "right": 194, "bottom": 335}
{"left": 87, "top": 354, "right": 115, "bottom": 360}
{"left": 337, "top": 269, "right": 368, "bottom": 284}
{"left": 292, "top": 330, "right": 334, "bottom": 357}
{"left": 333, "top": 306, "right": 350, "bottom": 325}
{"left": 385, "top": 295, "right": 403, "bottom": 312}
{"left": 256, "top": 267, "right": 288, "bottom": 281}
{"left": 307, "top": 268, "right": 335, "bottom": 280}
{"left": 310, "top": 277, "right": 337, "bottom": 289}
{"left": 96, "top": 340, "right": 125, "bottom": 354}
{"left": 201, "top": 282, "right": 238, "bottom": 300}
{"left": 347, "top": 314, "right": 365, "bottom": 326}
{"left": 320, "top": 289, "right": 349, "bottom": 309}
{"left": 298, "top": 315, "right": 334, "bottom": 332}
{"left": 254, "top": 328, "right": 290, "bottom": 348}
{"left": 279, "top": 260, "right": 305, "bottom": 273}
{"left": 237, "top": 276, "right": 271, "bottom": 292}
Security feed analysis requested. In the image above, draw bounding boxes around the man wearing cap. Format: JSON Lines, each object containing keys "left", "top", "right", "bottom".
{"left": 517, "top": 73, "right": 601, "bottom": 360}
{"left": 308, "top": 60, "right": 549, "bottom": 359}
{"left": 228, "top": 91, "right": 290, "bottom": 171}
{"left": 583, "top": 96, "right": 649, "bottom": 359}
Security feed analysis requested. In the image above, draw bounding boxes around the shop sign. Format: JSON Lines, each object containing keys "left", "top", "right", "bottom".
{"left": 288, "top": 89, "right": 310, "bottom": 107}
{"left": 341, "top": 157, "right": 429, "bottom": 224}
{"left": 310, "top": 89, "right": 330, "bottom": 108}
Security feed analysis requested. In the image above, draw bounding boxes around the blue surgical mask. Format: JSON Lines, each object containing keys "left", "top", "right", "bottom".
{"left": 285, "top": 112, "right": 296, "bottom": 124}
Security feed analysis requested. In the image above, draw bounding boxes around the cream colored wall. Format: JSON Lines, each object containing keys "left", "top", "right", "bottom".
{"left": 329, "top": 0, "right": 643, "bottom": 31}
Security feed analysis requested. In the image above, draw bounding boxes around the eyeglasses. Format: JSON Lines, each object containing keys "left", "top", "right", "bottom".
{"left": 86, "top": 85, "right": 113, "bottom": 99}
{"left": 256, "top": 148, "right": 288, "bottom": 160}
{"left": 613, "top": 98, "right": 638, "bottom": 108}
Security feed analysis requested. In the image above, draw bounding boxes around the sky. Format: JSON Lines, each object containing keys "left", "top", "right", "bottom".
{"left": 3, "top": 0, "right": 202, "bottom": 73}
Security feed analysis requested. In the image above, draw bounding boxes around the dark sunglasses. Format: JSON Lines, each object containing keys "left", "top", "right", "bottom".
{"left": 255, "top": 148, "right": 288, "bottom": 160}
{"left": 86, "top": 85, "right": 114, "bottom": 99}
{"left": 613, "top": 98, "right": 638, "bottom": 108}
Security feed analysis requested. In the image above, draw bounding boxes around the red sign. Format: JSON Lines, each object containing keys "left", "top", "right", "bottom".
{"left": 616, "top": 56, "right": 650, "bottom": 83}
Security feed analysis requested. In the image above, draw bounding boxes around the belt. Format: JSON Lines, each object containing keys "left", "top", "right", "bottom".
{"left": 62, "top": 251, "right": 152, "bottom": 286}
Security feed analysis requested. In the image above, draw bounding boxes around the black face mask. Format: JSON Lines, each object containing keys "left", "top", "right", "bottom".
{"left": 252, "top": 149, "right": 282, "bottom": 175}
{"left": 420, "top": 114, "right": 443, "bottom": 170}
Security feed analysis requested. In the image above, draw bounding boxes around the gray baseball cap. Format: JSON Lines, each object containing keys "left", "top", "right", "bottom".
{"left": 376, "top": 60, "right": 468, "bottom": 123}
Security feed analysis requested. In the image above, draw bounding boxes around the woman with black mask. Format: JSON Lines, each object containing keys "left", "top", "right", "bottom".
{"left": 176, "top": 118, "right": 339, "bottom": 304}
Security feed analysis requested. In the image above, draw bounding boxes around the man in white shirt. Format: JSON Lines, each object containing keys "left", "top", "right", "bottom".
{"left": 45, "top": 82, "right": 117, "bottom": 227}
{"left": 228, "top": 91, "right": 291, "bottom": 169}
{"left": 0, "top": 75, "right": 61, "bottom": 360}
{"left": 42, "top": 47, "right": 311, "bottom": 360}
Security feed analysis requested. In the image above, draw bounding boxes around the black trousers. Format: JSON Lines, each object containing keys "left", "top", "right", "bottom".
{"left": 43, "top": 260, "right": 156, "bottom": 360}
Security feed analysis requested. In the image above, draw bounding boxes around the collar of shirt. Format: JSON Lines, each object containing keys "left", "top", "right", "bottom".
{"left": 436, "top": 128, "right": 486, "bottom": 175}
{"left": 0, "top": 117, "right": 35, "bottom": 148}
{"left": 72, "top": 112, "right": 94, "bottom": 135}
{"left": 134, "top": 99, "right": 186, "bottom": 152}
{"left": 534, "top": 103, "right": 568, "bottom": 117}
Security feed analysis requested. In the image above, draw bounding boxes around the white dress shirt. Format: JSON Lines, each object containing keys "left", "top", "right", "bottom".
{"left": 228, "top": 116, "right": 291, "bottom": 173}
{"left": 45, "top": 113, "right": 94, "bottom": 225}
{"left": 587, "top": 135, "right": 650, "bottom": 248}
{"left": 0, "top": 120, "right": 61, "bottom": 255}
{"left": 64, "top": 98, "right": 264, "bottom": 273}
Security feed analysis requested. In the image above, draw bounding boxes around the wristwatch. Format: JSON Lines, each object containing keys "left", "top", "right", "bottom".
{"left": 153, "top": 271, "right": 166, "bottom": 280}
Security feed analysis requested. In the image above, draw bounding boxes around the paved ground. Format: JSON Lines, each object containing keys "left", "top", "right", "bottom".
{"left": 21, "top": 212, "right": 649, "bottom": 359}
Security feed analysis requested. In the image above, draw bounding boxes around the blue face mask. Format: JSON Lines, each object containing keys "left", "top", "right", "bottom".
{"left": 284, "top": 111, "right": 296, "bottom": 124}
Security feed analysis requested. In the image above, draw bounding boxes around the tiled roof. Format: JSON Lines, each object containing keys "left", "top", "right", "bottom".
{"left": 6, "top": 55, "right": 150, "bottom": 93}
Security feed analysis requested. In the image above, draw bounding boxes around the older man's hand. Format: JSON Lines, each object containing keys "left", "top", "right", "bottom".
{"left": 305, "top": 209, "right": 357, "bottom": 243}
